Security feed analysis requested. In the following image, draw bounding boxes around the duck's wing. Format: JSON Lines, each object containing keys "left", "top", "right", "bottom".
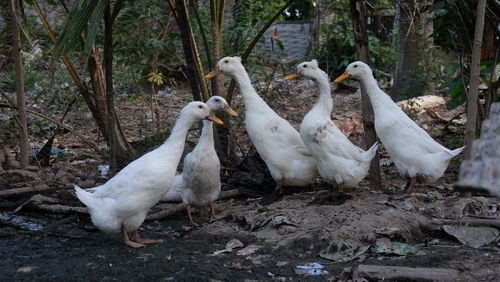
{"left": 275, "top": 118, "right": 313, "bottom": 157}
{"left": 387, "top": 117, "right": 448, "bottom": 154}
{"left": 318, "top": 121, "right": 367, "bottom": 162}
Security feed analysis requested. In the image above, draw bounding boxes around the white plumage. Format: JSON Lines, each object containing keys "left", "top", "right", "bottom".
{"left": 75, "top": 101, "right": 221, "bottom": 247}
{"left": 336, "top": 61, "right": 464, "bottom": 192}
{"left": 211, "top": 57, "right": 318, "bottom": 195}
{"left": 162, "top": 96, "right": 237, "bottom": 225}
{"left": 287, "top": 59, "right": 378, "bottom": 188}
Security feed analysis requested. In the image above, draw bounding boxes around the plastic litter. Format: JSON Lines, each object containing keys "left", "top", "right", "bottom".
{"left": 443, "top": 225, "right": 499, "bottom": 248}
{"left": 295, "top": 262, "right": 329, "bottom": 276}
{"left": 371, "top": 238, "right": 417, "bottom": 256}
{"left": 209, "top": 239, "right": 244, "bottom": 256}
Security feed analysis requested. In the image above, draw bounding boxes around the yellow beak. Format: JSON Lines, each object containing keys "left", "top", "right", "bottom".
{"left": 284, "top": 73, "right": 300, "bottom": 80}
{"left": 205, "top": 66, "right": 220, "bottom": 79}
{"left": 205, "top": 70, "right": 217, "bottom": 79}
{"left": 206, "top": 115, "right": 224, "bottom": 124}
{"left": 226, "top": 107, "right": 238, "bottom": 116}
{"left": 334, "top": 71, "right": 351, "bottom": 82}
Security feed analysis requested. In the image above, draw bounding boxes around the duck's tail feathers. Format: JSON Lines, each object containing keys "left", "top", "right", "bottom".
{"left": 450, "top": 146, "right": 466, "bottom": 157}
{"left": 74, "top": 185, "right": 99, "bottom": 210}
{"left": 364, "top": 141, "right": 380, "bottom": 161}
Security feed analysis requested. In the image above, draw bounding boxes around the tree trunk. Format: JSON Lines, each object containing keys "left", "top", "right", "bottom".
{"left": 10, "top": 0, "right": 29, "bottom": 168}
{"left": 464, "top": 0, "right": 487, "bottom": 158}
{"left": 174, "top": 0, "right": 210, "bottom": 102}
{"left": 209, "top": 0, "right": 225, "bottom": 98}
{"left": 104, "top": 4, "right": 135, "bottom": 173}
{"left": 391, "top": 0, "right": 431, "bottom": 101}
{"left": 349, "top": 0, "right": 382, "bottom": 191}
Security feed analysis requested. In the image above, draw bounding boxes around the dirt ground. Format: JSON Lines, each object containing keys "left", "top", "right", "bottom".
{"left": 1, "top": 77, "right": 499, "bottom": 281}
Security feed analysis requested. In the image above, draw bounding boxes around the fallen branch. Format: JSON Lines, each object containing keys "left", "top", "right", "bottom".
{"left": 146, "top": 189, "right": 242, "bottom": 221}
{"left": 35, "top": 203, "right": 87, "bottom": 214}
{"left": 0, "top": 185, "right": 62, "bottom": 198}
{"left": 432, "top": 217, "right": 500, "bottom": 229}
{"left": 356, "top": 265, "right": 459, "bottom": 281}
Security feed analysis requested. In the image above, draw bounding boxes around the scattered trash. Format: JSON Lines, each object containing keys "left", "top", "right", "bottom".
{"left": 371, "top": 238, "right": 417, "bottom": 256}
{"left": 442, "top": 225, "right": 499, "bottom": 248}
{"left": 28, "top": 146, "right": 68, "bottom": 158}
{"left": 236, "top": 244, "right": 262, "bottom": 256}
{"left": 320, "top": 239, "right": 371, "bottom": 263}
{"left": 210, "top": 239, "right": 244, "bottom": 256}
{"left": 379, "top": 158, "right": 393, "bottom": 166}
{"left": 98, "top": 165, "right": 109, "bottom": 177}
{"left": 295, "top": 262, "right": 329, "bottom": 276}
{"left": 16, "top": 266, "right": 37, "bottom": 273}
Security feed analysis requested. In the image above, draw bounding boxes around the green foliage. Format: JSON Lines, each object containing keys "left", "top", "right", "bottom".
{"left": 440, "top": 60, "right": 496, "bottom": 110}
{"left": 428, "top": 0, "right": 500, "bottom": 53}
{"left": 225, "top": 0, "right": 287, "bottom": 54}
{"left": 0, "top": 68, "right": 43, "bottom": 92}
{"left": 312, "top": 21, "right": 396, "bottom": 74}
{"left": 113, "top": 1, "right": 182, "bottom": 92}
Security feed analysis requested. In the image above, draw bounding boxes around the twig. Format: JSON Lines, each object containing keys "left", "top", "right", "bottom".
{"left": 146, "top": 189, "right": 242, "bottom": 221}
{"left": 147, "top": 203, "right": 187, "bottom": 221}
{"left": 0, "top": 185, "right": 60, "bottom": 198}
{"left": 431, "top": 217, "right": 500, "bottom": 229}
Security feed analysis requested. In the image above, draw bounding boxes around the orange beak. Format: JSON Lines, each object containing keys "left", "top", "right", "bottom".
{"left": 334, "top": 71, "right": 351, "bottom": 82}
{"left": 206, "top": 115, "right": 223, "bottom": 124}
{"left": 205, "top": 65, "right": 220, "bottom": 79}
{"left": 284, "top": 73, "right": 300, "bottom": 80}
{"left": 226, "top": 107, "right": 238, "bottom": 116}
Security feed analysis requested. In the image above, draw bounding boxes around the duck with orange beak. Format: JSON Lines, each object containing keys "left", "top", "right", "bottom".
{"left": 284, "top": 59, "right": 378, "bottom": 194}
{"left": 206, "top": 57, "right": 319, "bottom": 199}
{"left": 163, "top": 96, "right": 237, "bottom": 225}
{"left": 335, "top": 61, "right": 464, "bottom": 196}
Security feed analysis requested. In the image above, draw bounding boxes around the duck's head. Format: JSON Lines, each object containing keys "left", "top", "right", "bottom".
{"left": 206, "top": 96, "right": 238, "bottom": 116}
{"left": 335, "top": 61, "right": 372, "bottom": 82}
{"left": 284, "top": 59, "right": 327, "bottom": 81}
{"left": 181, "top": 101, "right": 224, "bottom": 124}
{"left": 205, "top": 57, "right": 245, "bottom": 78}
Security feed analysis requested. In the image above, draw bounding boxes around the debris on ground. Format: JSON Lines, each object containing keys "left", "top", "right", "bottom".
{"left": 295, "top": 262, "right": 329, "bottom": 276}
{"left": 210, "top": 239, "right": 244, "bottom": 256}
{"left": 442, "top": 225, "right": 499, "bottom": 248}
{"left": 371, "top": 237, "right": 417, "bottom": 256}
{"left": 354, "top": 264, "right": 460, "bottom": 281}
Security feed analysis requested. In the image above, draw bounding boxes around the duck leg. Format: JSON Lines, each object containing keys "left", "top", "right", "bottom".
{"left": 208, "top": 202, "right": 224, "bottom": 223}
{"left": 131, "top": 231, "right": 157, "bottom": 244}
{"left": 186, "top": 204, "right": 200, "bottom": 226}
{"left": 121, "top": 224, "right": 145, "bottom": 248}
{"left": 274, "top": 180, "right": 284, "bottom": 197}
{"left": 404, "top": 177, "right": 416, "bottom": 195}
{"left": 394, "top": 177, "right": 416, "bottom": 199}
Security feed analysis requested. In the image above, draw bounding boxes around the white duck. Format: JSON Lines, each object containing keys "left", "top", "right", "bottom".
{"left": 335, "top": 61, "right": 465, "bottom": 194}
{"left": 162, "top": 96, "right": 237, "bottom": 225}
{"left": 206, "top": 57, "right": 318, "bottom": 195}
{"left": 284, "top": 59, "right": 378, "bottom": 189}
{"left": 74, "top": 102, "right": 223, "bottom": 247}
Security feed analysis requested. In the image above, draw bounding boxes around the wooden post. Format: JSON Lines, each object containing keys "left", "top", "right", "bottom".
{"left": 349, "top": 0, "right": 382, "bottom": 190}
{"left": 464, "top": 0, "right": 487, "bottom": 158}
{"left": 9, "top": 0, "right": 29, "bottom": 168}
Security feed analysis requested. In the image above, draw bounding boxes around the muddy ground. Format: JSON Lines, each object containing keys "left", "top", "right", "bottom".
{"left": 1, "top": 76, "right": 499, "bottom": 281}
{"left": 1, "top": 176, "right": 499, "bottom": 281}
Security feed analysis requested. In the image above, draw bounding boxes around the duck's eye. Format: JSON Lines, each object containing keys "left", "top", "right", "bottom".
{"left": 224, "top": 60, "right": 229, "bottom": 63}
{"left": 303, "top": 64, "right": 308, "bottom": 68}
{"left": 198, "top": 105, "right": 203, "bottom": 109}
{"left": 215, "top": 99, "right": 220, "bottom": 102}
{"left": 354, "top": 65, "right": 358, "bottom": 68}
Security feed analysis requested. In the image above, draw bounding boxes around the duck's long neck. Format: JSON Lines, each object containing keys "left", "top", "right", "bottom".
{"left": 197, "top": 120, "right": 214, "bottom": 149}
{"left": 232, "top": 70, "right": 269, "bottom": 112}
{"left": 160, "top": 114, "right": 194, "bottom": 151}
{"left": 311, "top": 73, "right": 333, "bottom": 116}
{"left": 360, "top": 73, "right": 397, "bottom": 113}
